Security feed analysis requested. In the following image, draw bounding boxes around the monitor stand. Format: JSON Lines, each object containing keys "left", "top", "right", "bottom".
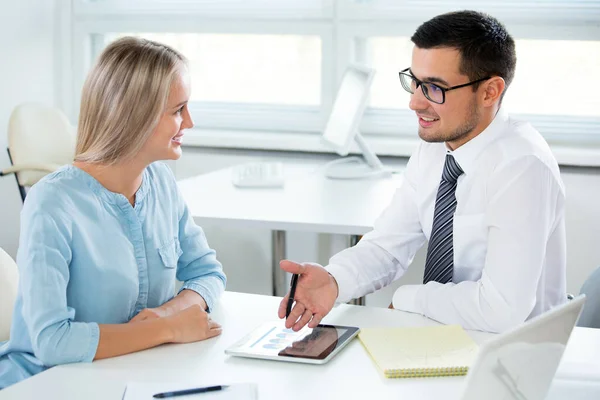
{"left": 323, "top": 133, "right": 390, "bottom": 179}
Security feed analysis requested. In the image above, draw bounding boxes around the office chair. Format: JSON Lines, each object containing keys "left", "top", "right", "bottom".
{"left": 0, "top": 247, "right": 19, "bottom": 341}
{"left": 577, "top": 266, "right": 600, "bottom": 328}
{"left": 0, "top": 103, "right": 75, "bottom": 201}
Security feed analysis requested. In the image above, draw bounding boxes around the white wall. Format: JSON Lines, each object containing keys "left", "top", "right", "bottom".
{"left": 175, "top": 147, "right": 600, "bottom": 307}
{"left": 0, "top": 0, "right": 57, "bottom": 258}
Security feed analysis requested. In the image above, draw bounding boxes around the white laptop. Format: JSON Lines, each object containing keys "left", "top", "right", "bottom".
{"left": 459, "top": 295, "right": 586, "bottom": 400}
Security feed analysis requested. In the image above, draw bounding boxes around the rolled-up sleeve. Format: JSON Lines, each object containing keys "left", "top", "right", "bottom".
{"left": 18, "top": 191, "right": 100, "bottom": 366}
{"left": 174, "top": 187, "right": 226, "bottom": 313}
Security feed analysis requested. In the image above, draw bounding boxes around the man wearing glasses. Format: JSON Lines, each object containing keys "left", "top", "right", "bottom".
{"left": 278, "top": 10, "right": 566, "bottom": 334}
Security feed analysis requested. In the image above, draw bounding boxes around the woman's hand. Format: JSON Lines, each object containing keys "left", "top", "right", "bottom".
{"left": 129, "top": 290, "right": 209, "bottom": 323}
{"left": 129, "top": 307, "right": 168, "bottom": 323}
{"left": 96, "top": 304, "right": 221, "bottom": 360}
{"left": 165, "top": 304, "right": 222, "bottom": 343}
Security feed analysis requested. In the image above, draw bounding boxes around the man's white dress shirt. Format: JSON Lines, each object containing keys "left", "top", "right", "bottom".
{"left": 327, "top": 109, "right": 566, "bottom": 333}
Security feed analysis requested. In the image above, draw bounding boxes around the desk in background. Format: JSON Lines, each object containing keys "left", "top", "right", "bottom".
{"left": 178, "top": 162, "right": 402, "bottom": 298}
{"left": 2, "top": 292, "right": 598, "bottom": 400}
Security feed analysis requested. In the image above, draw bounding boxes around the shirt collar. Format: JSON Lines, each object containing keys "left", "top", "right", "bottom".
{"left": 66, "top": 164, "right": 149, "bottom": 207}
{"left": 446, "top": 107, "right": 508, "bottom": 176}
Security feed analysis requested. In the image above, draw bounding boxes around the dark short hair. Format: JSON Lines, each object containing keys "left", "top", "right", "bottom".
{"left": 411, "top": 10, "right": 516, "bottom": 101}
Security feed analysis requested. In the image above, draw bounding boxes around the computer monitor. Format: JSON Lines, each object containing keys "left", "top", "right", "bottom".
{"left": 321, "top": 64, "right": 388, "bottom": 179}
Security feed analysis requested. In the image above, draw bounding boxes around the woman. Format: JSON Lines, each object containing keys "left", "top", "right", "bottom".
{"left": 0, "top": 37, "right": 226, "bottom": 389}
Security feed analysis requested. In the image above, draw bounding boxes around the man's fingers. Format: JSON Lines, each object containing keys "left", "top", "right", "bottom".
{"left": 278, "top": 293, "right": 290, "bottom": 319}
{"left": 308, "top": 313, "right": 324, "bottom": 328}
{"left": 279, "top": 260, "right": 306, "bottom": 274}
{"left": 293, "top": 309, "right": 313, "bottom": 331}
{"left": 285, "top": 302, "right": 305, "bottom": 329}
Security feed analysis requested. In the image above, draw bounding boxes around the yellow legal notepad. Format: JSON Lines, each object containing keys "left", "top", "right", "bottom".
{"left": 359, "top": 324, "right": 478, "bottom": 378}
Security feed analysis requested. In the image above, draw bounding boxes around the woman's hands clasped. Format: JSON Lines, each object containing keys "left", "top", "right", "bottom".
{"left": 130, "top": 303, "right": 221, "bottom": 343}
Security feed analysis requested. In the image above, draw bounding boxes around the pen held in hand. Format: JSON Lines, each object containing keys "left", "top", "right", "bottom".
{"left": 153, "top": 385, "right": 229, "bottom": 398}
{"left": 285, "top": 274, "right": 300, "bottom": 318}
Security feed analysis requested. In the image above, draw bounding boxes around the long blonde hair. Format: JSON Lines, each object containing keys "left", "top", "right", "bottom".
{"left": 75, "top": 36, "right": 186, "bottom": 164}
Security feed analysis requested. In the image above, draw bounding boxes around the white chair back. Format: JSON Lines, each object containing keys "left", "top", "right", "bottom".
{"left": 8, "top": 102, "right": 75, "bottom": 187}
{"left": 0, "top": 247, "right": 19, "bottom": 341}
{"left": 578, "top": 266, "right": 600, "bottom": 328}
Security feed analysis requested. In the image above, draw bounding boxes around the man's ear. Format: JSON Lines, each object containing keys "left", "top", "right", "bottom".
{"left": 482, "top": 76, "right": 505, "bottom": 107}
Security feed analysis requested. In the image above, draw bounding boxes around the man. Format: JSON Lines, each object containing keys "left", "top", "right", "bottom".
{"left": 278, "top": 10, "right": 566, "bottom": 334}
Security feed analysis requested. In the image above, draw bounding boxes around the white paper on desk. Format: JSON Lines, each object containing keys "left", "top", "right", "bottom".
{"left": 122, "top": 382, "right": 257, "bottom": 400}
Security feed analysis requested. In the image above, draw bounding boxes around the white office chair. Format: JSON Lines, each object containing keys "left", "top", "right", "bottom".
{"left": 0, "top": 247, "right": 19, "bottom": 341}
{"left": 0, "top": 103, "right": 75, "bottom": 201}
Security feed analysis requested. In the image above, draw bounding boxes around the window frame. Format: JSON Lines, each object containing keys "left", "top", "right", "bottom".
{"left": 61, "top": 0, "right": 600, "bottom": 165}
{"left": 339, "top": 20, "right": 600, "bottom": 145}
{"left": 71, "top": 17, "right": 334, "bottom": 134}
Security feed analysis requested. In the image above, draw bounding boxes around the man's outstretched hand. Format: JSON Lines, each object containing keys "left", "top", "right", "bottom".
{"left": 277, "top": 260, "right": 339, "bottom": 331}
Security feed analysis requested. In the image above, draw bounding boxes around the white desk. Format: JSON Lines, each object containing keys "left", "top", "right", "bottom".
{"left": 2, "top": 292, "right": 599, "bottom": 400}
{"left": 178, "top": 162, "right": 402, "bottom": 297}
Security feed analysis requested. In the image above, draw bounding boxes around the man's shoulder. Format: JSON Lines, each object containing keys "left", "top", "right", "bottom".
{"left": 410, "top": 140, "right": 447, "bottom": 162}
{"left": 493, "top": 115, "right": 558, "bottom": 169}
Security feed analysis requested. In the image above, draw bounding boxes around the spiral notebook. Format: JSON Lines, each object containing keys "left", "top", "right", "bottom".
{"left": 359, "top": 324, "right": 478, "bottom": 378}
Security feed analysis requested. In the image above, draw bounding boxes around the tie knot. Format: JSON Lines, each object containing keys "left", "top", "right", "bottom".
{"left": 442, "top": 154, "right": 463, "bottom": 183}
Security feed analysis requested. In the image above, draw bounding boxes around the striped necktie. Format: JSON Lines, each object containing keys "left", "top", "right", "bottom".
{"left": 423, "top": 154, "right": 464, "bottom": 284}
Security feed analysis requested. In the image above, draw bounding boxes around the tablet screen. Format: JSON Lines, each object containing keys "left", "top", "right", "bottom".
{"left": 232, "top": 323, "right": 359, "bottom": 361}
{"left": 278, "top": 325, "right": 348, "bottom": 360}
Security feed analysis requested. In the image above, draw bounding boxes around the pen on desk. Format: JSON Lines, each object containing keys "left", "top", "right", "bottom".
{"left": 286, "top": 273, "right": 299, "bottom": 318}
{"left": 152, "top": 385, "right": 229, "bottom": 398}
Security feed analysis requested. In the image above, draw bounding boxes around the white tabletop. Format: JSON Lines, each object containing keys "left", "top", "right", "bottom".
{"left": 2, "top": 292, "right": 598, "bottom": 400}
{"left": 177, "top": 162, "right": 402, "bottom": 235}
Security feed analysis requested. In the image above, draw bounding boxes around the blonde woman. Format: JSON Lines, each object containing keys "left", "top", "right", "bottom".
{"left": 0, "top": 37, "right": 226, "bottom": 389}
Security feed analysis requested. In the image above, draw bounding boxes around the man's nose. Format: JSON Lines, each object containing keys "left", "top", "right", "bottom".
{"left": 409, "top": 84, "right": 429, "bottom": 111}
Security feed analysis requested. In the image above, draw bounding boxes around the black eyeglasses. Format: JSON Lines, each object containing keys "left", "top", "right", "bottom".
{"left": 399, "top": 68, "right": 491, "bottom": 104}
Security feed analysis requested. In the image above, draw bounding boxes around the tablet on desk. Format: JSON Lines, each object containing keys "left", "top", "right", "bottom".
{"left": 225, "top": 321, "right": 360, "bottom": 365}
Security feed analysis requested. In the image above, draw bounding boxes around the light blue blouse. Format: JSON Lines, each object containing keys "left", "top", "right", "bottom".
{"left": 0, "top": 162, "right": 226, "bottom": 389}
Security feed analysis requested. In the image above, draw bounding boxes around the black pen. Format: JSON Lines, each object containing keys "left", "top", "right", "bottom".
{"left": 286, "top": 273, "right": 299, "bottom": 318}
{"left": 153, "top": 385, "right": 229, "bottom": 398}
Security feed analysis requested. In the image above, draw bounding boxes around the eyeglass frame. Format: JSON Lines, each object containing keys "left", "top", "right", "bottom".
{"left": 399, "top": 67, "right": 491, "bottom": 104}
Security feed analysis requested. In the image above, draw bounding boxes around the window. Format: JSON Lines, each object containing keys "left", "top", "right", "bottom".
{"left": 506, "top": 39, "right": 600, "bottom": 118}
{"left": 64, "top": 0, "right": 600, "bottom": 156}
{"left": 342, "top": 2, "right": 600, "bottom": 145}
{"left": 366, "top": 37, "right": 413, "bottom": 111}
{"left": 104, "top": 33, "right": 322, "bottom": 105}
{"left": 365, "top": 37, "right": 600, "bottom": 118}
{"left": 69, "top": 1, "right": 332, "bottom": 133}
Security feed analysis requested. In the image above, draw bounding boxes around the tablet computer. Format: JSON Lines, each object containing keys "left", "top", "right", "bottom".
{"left": 224, "top": 321, "right": 360, "bottom": 365}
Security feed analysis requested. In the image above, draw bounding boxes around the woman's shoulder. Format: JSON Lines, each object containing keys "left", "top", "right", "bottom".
{"left": 146, "top": 161, "right": 175, "bottom": 178}
{"left": 24, "top": 165, "right": 91, "bottom": 215}
{"left": 146, "top": 161, "right": 177, "bottom": 190}
{"left": 144, "top": 162, "right": 184, "bottom": 213}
